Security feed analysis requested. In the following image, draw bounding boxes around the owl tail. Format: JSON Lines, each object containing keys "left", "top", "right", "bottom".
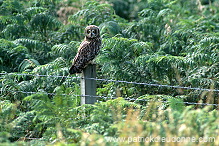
{"left": 69, "top": 65, "right": 82, "bottom": 74}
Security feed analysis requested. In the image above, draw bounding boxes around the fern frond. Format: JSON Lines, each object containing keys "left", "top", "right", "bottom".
{"left": 30, "top": 13, "right": 62, "bottom": 32}
{"left": 140, "top": 55, "right": 187, "bottom": 84}
{"left": 138, "top": 8, "right": 154, "bottom": 17}
{"left": 157, "top": 8, "right": 172, "bottom": 18}
{"left": 0, "top": 0, "right": 23, "bottom": 15}
{"left": 24, "top": 7, "right": 47, "bottom": 20}
{"left": 68, "top": 1, "right": 115, "bottom": 26}
{"left": 2, "top": 24, "right": 29, "bottom": 40}
{"left": 32, "top": 57, "right": 67, "bottom": 75}
{"left": 0, "top": 39, "right": 30, "bottom": 72}
{"left": 0, "top": 100, "right": 18, "bottom": 122}
{"left": 186, "top": 52, "right": 217, "bottom": 67}
{"left": 13, "top": 38, "right": 52, "bottom": 64}
{"left": 13, "top": 38, "right": 50, "bottom": 52}
{"left": 18, "top": 59, "right": 40, "bottom": 72}
{"left": 200, "top": 36, "right": 219, "bottom": 46}
{"left": 57, "top": 25, "right": 83, "bottom": 43}
{"left": 50, "top": 43, "right": 79, "bottom": 61}
{"left": 10, "top": 111, "right": 37, "bottom": 139}
{"left": 99, "top": 21, "right": 121, "bottom": 38}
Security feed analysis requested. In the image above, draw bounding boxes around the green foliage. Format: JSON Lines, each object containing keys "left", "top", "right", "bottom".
{"left": 50, "top": 41, "right": 80, "bottom": 63}
{"left": 0, "top": 0, "right": 219, "bottom": 145}
{"left": 69, "top": 1, "right": 115, "bottom": 26}
{"left": 18, "top": 59, "right": 40, "bottom": 72}
{"left": 3, "top": 24, "right": 29, "bottom": 40}
{"left": 99, "top": 21, "right": 121, "bottom": 38}
{"left": 76, "top": 98, "right": 140, "bottom": 137}
{"left": 30, "top": 12, "right": 62, "bottom": 35}
{"left": 0, "top": 0, "right": 23, "bottom": 15}
{"left": 98, "top": 37, "right": 153, "bottom": 82}
{"left": 13, "top": 38, "right": 51, "bottom": 64}
{"left": 107, "top": 0, "right": 148, "bottom": 20}
{"left": 0, "top": 39, "right": 30, "bottom": 72}
{"left": 25, "top": 7, "right": 47, "bottom": 20}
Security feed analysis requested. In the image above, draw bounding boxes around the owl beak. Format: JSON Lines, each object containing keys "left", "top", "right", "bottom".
{"left": 91, "top": 32, "right": 95, "bottom": 38}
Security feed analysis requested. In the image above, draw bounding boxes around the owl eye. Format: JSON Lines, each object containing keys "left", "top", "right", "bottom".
{"left": 92, "top": 30, "right": 96, "bottom": 34}
{"left": 87, "top": 29, "right": 91, "bottom": 33}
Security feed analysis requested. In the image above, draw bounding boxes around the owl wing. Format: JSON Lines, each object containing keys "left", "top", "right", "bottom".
{"left": 69, "top": 40, "right": 100, "bottom": 74}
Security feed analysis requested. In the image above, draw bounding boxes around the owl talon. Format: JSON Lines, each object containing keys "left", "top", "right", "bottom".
{"left": 89, "top": 60, "right": 96, "bottom": 65}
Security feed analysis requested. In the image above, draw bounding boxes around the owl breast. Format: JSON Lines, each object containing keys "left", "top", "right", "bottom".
{"left": 69, "top": 25, "right": 101, "bottom": 74}
{"left": 69, "top": 37, "right": 101, "bottom": 74}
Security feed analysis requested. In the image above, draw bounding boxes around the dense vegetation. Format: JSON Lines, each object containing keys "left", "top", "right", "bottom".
{"left": 0, "top": 0, "right": 218, "bottom": 145}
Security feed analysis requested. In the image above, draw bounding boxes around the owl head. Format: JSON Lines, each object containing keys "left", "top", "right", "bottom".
{"left": 85, "top": 25, "right": 100, "bottom": 39}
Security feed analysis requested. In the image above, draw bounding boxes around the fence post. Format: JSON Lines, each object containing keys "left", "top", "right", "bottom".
{"left": 80, "top": 64, "right": 97, "bottom": 105}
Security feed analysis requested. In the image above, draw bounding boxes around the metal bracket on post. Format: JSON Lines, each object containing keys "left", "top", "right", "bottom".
{"left": 80, "top": 64, "right": 97, "bottom": 105}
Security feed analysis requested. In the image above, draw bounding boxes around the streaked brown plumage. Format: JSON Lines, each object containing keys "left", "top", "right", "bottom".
{"left": 69, "top": 25, "right": 101, "bottom": 74}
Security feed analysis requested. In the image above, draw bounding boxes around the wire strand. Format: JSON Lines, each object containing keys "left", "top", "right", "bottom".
{"left": 3, "top": 89, "right": 219, "bottom": 106}
{"left": 1, "top": 72, "right": 219, "bottom": 92}
{"left": 84, "top": 77, "right": 219, "bottom": 92}
{"left": 0, "top": 72, "right": 80, "bottom": 79}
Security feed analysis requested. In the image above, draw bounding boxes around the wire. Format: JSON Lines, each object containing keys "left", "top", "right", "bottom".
{"left": 84, "top": 77, "right": 219, "bottom": 92}
{"left": 3, "top": 89, "right": 219, "bottom": 106}
{"left": 1, "top": 72, "right": 219, "bottom": 106}
{"left": 0, "top": 72, "right": 80, "bottom": 79}
{"left": 1, "top": 72, "right": 219, "bottom": 92}
{"left": 4, "top": 90, "right": 81, "bottom": 97}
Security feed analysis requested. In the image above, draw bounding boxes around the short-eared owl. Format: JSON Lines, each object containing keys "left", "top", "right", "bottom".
{"left": 69, "top": 25, "right": 101, "bottom": 74}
